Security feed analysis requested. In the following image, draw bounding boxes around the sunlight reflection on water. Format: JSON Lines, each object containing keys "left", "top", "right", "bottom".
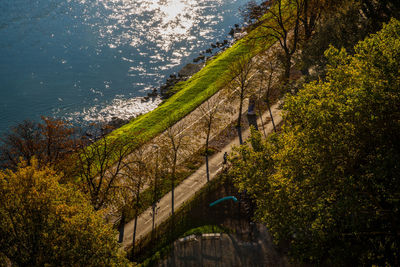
{"left": 64, "top": 0, "right": 229, "bottom": 124}
{"left": 0, "top": 0, "right": 246, "bottom": 130}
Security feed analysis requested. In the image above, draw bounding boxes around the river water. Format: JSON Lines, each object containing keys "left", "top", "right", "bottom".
{"left": 0, "top": 0, "right": 250, "bottom": 133}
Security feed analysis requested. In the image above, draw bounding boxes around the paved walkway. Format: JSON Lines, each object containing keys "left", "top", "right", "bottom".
{"left": 121, "top": 102, "right": 282, "bottom": 248}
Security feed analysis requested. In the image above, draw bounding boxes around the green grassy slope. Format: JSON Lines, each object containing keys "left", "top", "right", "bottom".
{"left": 107, "top": 24, "right": 275, "bottom": 144}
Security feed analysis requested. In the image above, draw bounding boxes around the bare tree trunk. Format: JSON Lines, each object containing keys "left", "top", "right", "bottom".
{"left": 171, "top": 182, "right": 174, "bottom": 215}
{"left": 237, "top": 93, "right": 244, "bottom": 145}
{"left": 257, "top": 100, "right": 267, "bottom": 139}
{"left": 150, "top": 144, "right": 160, "bottom": 243}
{"left": 118, "top": 211, "right": 125, "bottom": 243}
{"left": 199, "top": 94, "right": 220, "bottom": 182}
{"left": 205, "top": 127, "right": 211, "bottom": 182}
{"left": 131, "top": 180, "right": 141, "bottom": 259}
{"left": 265, "top": 62, "right": 277, "bottom": 133}
{"left": 257, "top": 73, "right": 267, "bottom": 138}
{"left": 228, "top": 54, "right": 255, "bottom": 145}
{"left": 284, "top": 54, "right": 291, "bottom": 86}
{"left": 163, "top": 121, "right": 190, "bottom": 217}
{"left": 302, "top": 0, "right": 318, "bottom": 41}
{"left": 260, "top": 0, "right": 301, "bottom": 89}
{"left": 151, "top": 177, "right": 157, "bottom": 240}
{"left": 205, "top": 154, "right": 210, "bottom": 182}
{"left": 266, "top": 100, "right": 277, "bottom": 132}
{"left": 151, "top": 203, "right": 156, "bottom": 238}
{"left": 171, "top": 156, "right": 176, "bottom": 215}
{"left": 131, "top": 213, "right": 138, "bottom": 259}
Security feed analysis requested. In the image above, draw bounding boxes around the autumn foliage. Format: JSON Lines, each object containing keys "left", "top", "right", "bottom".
{"left": 0, "top": 159, "right": 130, "bottom": 266}
{"left": 0, "top": 117, "right": 75, "bottom": 171}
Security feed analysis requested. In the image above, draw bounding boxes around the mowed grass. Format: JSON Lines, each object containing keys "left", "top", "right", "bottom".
{"left": 106, "top": 23, "right": 276, "bottom": 145}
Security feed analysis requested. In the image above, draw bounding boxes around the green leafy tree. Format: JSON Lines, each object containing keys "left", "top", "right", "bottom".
{"left": 0, "top": 159, "right": 131, "bottom": 266}
{"left": 231, "top": 19, "right": 400, "bottom": 265}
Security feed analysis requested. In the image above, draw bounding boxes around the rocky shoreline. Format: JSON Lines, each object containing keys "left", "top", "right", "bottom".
{"left": 107, "top": 24, "right": 247, "bottom": 129}
{"left": 157, "top": 24, "right": 246, "bottom": 99}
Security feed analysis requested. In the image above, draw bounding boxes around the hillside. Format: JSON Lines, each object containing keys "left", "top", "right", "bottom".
{"left": 1, "top": 0, "right": 400, "bottom": 266}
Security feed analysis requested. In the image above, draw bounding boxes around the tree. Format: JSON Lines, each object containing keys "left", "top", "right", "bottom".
{"left": 240, "top": 0, "right": 273, "bottom": 27}
{"left": 231, "top": 19, "right": 400, "bottom": 265}
{"left": 359, "top": 0, "right": 400, "bottom": 28}
{"left": 117, "top": 146, "right": 148, "bottom": 260}
{"left": 260, "top": 0, "right": 302, "bottom": 85}
{"left": 256, "top": 56, "right": 278, "bottom": 135}
{"left": 228, "top": 55, "right": 256, "bottom": 145}
{"left": 0, "top": 117, "right": 75, "bottom": 171}
{"left": 300, "top": 0, "right": 376, "bottom": 78}
{"left": 299, "top": 0, "right": 400, "bottom": 78}
{"left": 198, "top": 94, "right": 221, "bottom": 182}
{"left": 0, "top": 159, "right": 130, "bottom": 266}
{"left": 148, "top": 144, "right": 164, "bottom": 240}
{"left": 159, "top": 120, "right": 191, "bottom": 215}
{"left": 230, "top": 127, "right": 275, "bottom": 197}
{"left": 74, "top": 125, "right": 134, "bottom": 210}
{"left": 299, "top": 0, "right": 327, "bottom": 41}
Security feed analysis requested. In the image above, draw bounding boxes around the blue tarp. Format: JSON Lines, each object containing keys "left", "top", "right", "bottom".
{"left": 209, "top": 196, "right": 238, "bottom": 207}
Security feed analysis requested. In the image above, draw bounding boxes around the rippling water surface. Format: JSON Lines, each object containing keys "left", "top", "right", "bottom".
{"left": 0, "top": 0, "right": 248, "bottom": 133}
